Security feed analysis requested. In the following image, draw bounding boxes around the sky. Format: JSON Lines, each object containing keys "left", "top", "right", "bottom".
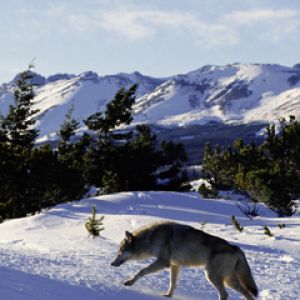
{"left": 0, "top": 0, "right": 300, "bottom": 83}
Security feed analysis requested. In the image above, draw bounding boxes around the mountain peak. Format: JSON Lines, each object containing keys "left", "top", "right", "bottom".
{"left": 1, "top": 63, "right": 300, "bottom": 142}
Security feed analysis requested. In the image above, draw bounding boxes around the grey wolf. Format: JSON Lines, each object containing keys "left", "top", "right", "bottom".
{"left": 111, "top": 221, "right": 258, "bottom": 300}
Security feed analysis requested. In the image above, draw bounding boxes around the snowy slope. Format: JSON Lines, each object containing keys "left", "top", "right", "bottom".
{"left": 0, "top": 191, "right": 299, "bottom": 299}
{"left": 0, "top": 71, "right": 165, "bottom": 141}
{"left": 1, "top": 64, "right": 300, "bottom": 141}
{"left": 133, "top": 64, "right": 300, "bottom": 127}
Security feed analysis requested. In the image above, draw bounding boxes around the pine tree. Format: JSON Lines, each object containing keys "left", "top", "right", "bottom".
{"left": 0, "top": 66, "right": 40, "bottom": 219}
{"left": 1, "top": 67, "right": 39, "bottom": 149}
{"left": 84, "top": 84, "right": 137, "bottom": 141}
{"left": 202, "top": 117, "right": 300, "bottom": 216}
{"left": 0, "top": 67, "right": 87, "bottom": 220}
{"left": 83, "top": 85, "right": 138, "bottom": 188}
{"left": 104, "top": 84, "right": 137, "bottom": 132}
{"left": 83, "top": 85, "right": 188, "bottom": 193}
{"left": 59, "top": 106, "right": 79, "bottom": 145}
{"left": 85, "top": 205, "right": 104, "bottom": 237}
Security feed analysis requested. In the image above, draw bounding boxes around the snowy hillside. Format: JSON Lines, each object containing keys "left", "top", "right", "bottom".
{"left": 134, "top": 64, "right": 300, "bottom": 127}
{"left": 0, "top": 71, "right": 165, "bottom": 141}
{"left": 0, "top": 191, "right": 299, "bottom": 299}
{"left": 1, "top": 64, "right": 300, "bottom": 141}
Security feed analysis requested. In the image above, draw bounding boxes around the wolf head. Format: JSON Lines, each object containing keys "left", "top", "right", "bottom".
{"left": 111, "top": 231, "right": 135, "bottom": 267}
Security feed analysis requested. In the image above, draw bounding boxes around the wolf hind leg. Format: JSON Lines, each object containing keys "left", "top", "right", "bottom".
{"left": 164, "top": 265, "right": 180, "bottom": 297}
{"left": 124, "top": 258, "right": 169, "bottom": 286}
{"left": 226, "top": 275, "right": 255, "bottom": 300}
{"left": 205, "top": 269, "right": 228, "bottom": 300}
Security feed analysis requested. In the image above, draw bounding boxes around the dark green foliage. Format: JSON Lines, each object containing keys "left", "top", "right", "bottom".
{"left": 102, "top": 170, "right": 122, "bottom": 194}
{"left": 1, "top": 68, "right": 39, "bottom": 149}
{"left": 0, "top": 68, "right": 86, "bottom": 220}
{"left": 0, "top": 142, "right": 86, "bottom": 220}
{"left": 118, "top": 125, "right": 158, "bottom": 191}
{"left": 30, "top": 145, "right": 86, "bottom": 207}
{"left": 85, "top": 205, "right": 104, "bottom": 237}
{"left": 244, "top": 168, "right": 293, "bottom": 216}
{"left": 83, "top": 86, "right": 188, "bottom": 193}
{"left": 57, "top": 108, "right": 88, "bottom": 194}
{"left": 231, "top": 215, "right": 244, "bottom": 232}
{"left": 202, "top": 116, "right": 300, "bottom": 216}
{"left": 59, "top": 106, "right": 79, "bottom": 144}
{"left": 263, "top": 225, "right": 274, "bottom": 237}
{"left": 84, "top": 84, "right": 137, "bottom": 141}
{"left": 0, "top": 76, "right": 188, "bottom": 220}
{"left": 83, "top": 85, "right": 138, "bottom": 188}
{"left": 198, "top": 183, "right": 219, "bottom": 199}
{"left": 278, "top": 223, "right": 286, "bottom": 229}
{"left": 104, "top": 85, "right": 137, "bottom": 130}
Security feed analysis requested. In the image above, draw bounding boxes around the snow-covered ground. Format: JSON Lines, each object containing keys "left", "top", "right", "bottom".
{"left": 0, "top": 191, "right": 299, "bottom": 299}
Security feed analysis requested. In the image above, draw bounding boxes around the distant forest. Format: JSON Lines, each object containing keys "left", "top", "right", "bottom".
{"left": 201, "top": 116, "right": 300, "bottom": 216}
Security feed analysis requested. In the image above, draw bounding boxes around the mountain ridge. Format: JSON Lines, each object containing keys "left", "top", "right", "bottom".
{"left": 1, "top": 63, "right": 300, "bottom": 142}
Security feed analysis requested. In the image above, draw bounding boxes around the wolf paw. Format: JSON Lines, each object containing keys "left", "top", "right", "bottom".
{"left": 123, "top": 279, "right": 135, "bottom": 286}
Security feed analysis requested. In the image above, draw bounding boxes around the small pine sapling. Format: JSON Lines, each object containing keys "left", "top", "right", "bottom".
{"left": 263, "top": 225, "right": 274, "bottom": 237}
{"left": 231, "top": 215, "right": 244, "bottom": 232}
{"left": 85, "top": 205, "right": 104, "bottom": 238}
{"left": 278, "top": 223, "right": 286, "bottom": 229}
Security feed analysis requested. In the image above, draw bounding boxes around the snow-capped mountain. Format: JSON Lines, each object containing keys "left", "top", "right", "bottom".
{"left": 1, "top": 63, "right": 300, "bottom": 141}
{"left": 0, "top": 70, "right": 165, "bottom": 141}
{"left": 134, "top": 63, "right": 300, "bottom": 127}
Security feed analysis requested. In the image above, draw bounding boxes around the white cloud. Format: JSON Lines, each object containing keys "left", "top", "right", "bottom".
{"left": 224, "top": 8, "right": 300, "bottom": 42}
{"left": 16, "top": 4, "right": 298, "bottom": 48}
{"left": 97, "top": 9, "right": 239, "bottom": 46}
{"left": 97, "top": 10, "right": 156, "bottom": 40}
{"left": 225, "top": 8, "right": 299, "bottom": 24}
{"left": 67, "top": 14, "right": 92, "bottom": 33}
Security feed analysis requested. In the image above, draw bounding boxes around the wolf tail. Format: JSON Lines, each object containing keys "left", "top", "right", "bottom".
{"left": 235, "top": 247, "right": 258, "bottom": 298}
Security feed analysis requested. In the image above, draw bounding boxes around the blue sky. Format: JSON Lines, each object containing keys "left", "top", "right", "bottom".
{"left": 0, "top": 0, "right": 299, "bottom": 82}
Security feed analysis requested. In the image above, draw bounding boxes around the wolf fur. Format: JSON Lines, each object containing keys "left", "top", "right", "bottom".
{"left": 111, "top": 221, "right": 258, "bottom": 300}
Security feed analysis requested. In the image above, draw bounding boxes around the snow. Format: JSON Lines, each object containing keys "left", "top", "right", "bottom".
{"left": 1, "top": 63, "right": 300, "bottom": 142}
{"left": 135, "top": 63, "right": 300, "bottom": 128}
{"left": 0, "top": 191, "right": 299, "bottom": 299}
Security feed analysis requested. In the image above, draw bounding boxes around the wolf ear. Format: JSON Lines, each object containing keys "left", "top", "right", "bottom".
{"left": 125, "top": 231, "right": 133, "bottom": 241}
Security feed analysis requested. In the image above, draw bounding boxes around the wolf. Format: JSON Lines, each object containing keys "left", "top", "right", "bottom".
{"left": 111, "top": 221, "right": 258, "bottom": 300}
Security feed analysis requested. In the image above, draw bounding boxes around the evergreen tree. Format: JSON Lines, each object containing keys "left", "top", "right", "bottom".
{"left": 85, "top": 205, "right": 104, "bottom": 237}
{"left": 83, "top": 85, "right": 188, "bottom": 193}
{"left": 59, "top": 106, "right": 79, "bottom": 145}
{"left": 0, "top": 68, "right": 86, "bottom": 220}
{"left": 0, "top": 67, "right": 40, "bottom": 219}
{"left": 125, "top": 125, "right": 158, "bottom": 190}
{"left": 84, "top": 84, "right": 137, "bottom": 141}
{"left": 1, "top": 67, "right": 39, "bottom": 149}
{"left": 202, "top": 116, "right": 300, "bottom": 216}
{"left": 157, "top": 140, "right": 188, "bottom": 190}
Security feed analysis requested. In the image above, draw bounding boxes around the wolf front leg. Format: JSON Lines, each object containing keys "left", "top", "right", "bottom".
{"left": 124, "top": 259, "right": 169, "bottom": 286}
{"left": 164, "top": 265, "right": 180, "bottom": 297}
